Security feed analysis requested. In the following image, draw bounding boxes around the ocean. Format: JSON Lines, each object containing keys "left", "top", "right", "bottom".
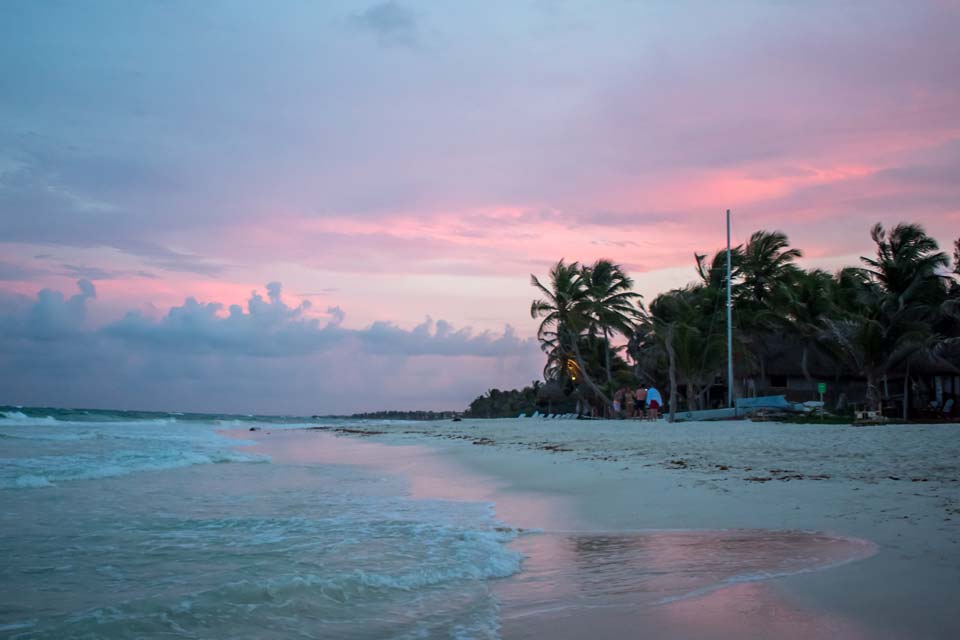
{"left": 0, "top": 409, "right": 521, "bottom": 639}
{"left": 1, "top": 408, "right": 880, "bottom": 640}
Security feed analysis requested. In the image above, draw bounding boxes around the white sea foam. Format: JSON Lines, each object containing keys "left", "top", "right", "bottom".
{"left": 1, "top": 449, "right": 267, "bottom": 489}
{"left": 0, "top": 411, "right": 57, "bottom": 424}
{"left": 0, "top": 415, "right": 267, "bottom": 489}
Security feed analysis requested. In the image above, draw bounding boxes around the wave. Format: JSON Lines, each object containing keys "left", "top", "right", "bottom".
{"left": 1, "top": 448, "right": 268, "bottom": 489}
{"left": 0, "top": 406, "right": 321, "bottom": 426}
{"left": 0, "top": 411, "right": 58, "bottom": 425}
{"left": 211, "top": 530, "right": 521, "bottom": 602}
{"left": 14, "top": 515, "right": 521, "bottom": 639}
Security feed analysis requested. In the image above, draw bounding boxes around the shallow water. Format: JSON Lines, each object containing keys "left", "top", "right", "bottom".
{"left": 0, "top": 412, "right": 521, "bottom": 639}
{"left": 0, "top": 411, "right": 876, "bottom": 639}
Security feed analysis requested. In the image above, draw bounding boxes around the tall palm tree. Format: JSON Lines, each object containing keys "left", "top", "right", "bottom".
{"left": 530, "top": 260, "right": 611, "bottom": 406}
{"left": 581, "top": 259, "right": 643, "bottom": 384}
{"left": 767, "top": 269, "right": 836, "bottom": 393}
{"left": 530, "top": 260, "right": 581, "bottom": 382}
{"left": 862, "top": 222, "right": 949, "bottom": 307}
{"left": 741, "top": 230, "right": 803, "bottom": 306}
{"left": 695, "top": 246, "right": 743, "bottom": 291}
{"left": 824, "top": 223, "right": 950, "bottom": 412}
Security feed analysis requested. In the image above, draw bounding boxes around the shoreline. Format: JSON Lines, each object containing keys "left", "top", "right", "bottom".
{"left": 293, "top": 417, "right": 960, "bottom": 639}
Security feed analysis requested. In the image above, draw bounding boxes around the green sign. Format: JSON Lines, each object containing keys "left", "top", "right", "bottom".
{"left": 817, "top": 382, "right": 827, "bottom": 394}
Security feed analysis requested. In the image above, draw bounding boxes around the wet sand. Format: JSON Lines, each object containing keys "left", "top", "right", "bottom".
{"left": 236, "top": 421, "right": 960, "bottom": 639}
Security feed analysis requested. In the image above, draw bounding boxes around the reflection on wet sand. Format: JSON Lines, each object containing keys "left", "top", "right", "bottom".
{"left": 498, "top": 531, "right": 878, "bottom": 640}
{"left": 237, "top": 430, "right": 881, "bottom": 640}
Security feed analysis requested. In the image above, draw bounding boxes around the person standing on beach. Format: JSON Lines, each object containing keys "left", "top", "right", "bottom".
{"left": 646, "top": 386, "right": 663, "bottom": 412}
{"left": 635, "top": 386, "right": 648, "bottom": 414}
{"left": 624, "top": 389, "right": 636, "bottom": 418}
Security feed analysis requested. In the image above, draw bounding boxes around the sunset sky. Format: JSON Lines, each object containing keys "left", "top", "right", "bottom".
{"left": 2, "top": 1, "right": 959, "bottom": 413}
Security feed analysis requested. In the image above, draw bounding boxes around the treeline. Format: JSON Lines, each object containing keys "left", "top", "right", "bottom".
{"left": 518, "top": 222, "right": 959, "bottom": 421}
{"left": 317, "top": 410, "right": 462, "bottom": 421}
{"left": 463, "top": 381, "right": 577, "bottom": 418}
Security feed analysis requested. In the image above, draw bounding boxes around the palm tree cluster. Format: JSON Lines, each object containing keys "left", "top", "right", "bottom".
{"left": 527, "top": 223, "right": 960, "bottom": 421}
{"left": 530, "top": 259, "right": 643, "bottom": 413}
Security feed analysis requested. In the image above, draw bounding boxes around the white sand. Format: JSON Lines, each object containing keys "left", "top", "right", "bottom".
{"left": 315, "top": 418, "right": 960, "bottom": 638}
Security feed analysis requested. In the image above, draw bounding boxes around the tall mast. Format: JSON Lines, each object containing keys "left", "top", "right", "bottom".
{"left": 726, "top": 209, "right": 734, "bottom": 408}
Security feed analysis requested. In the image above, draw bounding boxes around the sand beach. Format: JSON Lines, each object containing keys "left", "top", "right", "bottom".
{"left": 264, "top": 417, "right": 960, "bottom": 639}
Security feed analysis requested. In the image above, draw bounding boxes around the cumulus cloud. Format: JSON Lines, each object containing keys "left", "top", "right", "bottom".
{"left": 104, "top": 282, "right": 535, "bottom": 358}
{"left": 0, "top": 279, "right": 96, "bottom": 339}
{"left": 326, "top": 305, "right": 346, "bottom": 326}
{"left": 0, "top": 281, "right": 542, "bottom": 413}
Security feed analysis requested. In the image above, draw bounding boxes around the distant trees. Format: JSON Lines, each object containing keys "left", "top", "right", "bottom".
{"left": 464, "top": 381, "right": 576, "bottom": 418}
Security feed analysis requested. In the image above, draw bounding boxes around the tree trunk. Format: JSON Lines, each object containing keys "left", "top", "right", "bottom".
{"left": 666, "top": 325, "right": 678, "bottom": 422}
{"left": 697, "top": 384, "right": 711, "bottom": 410}
{"left": 902, "top": 365, "right": 910, "bottom": 421}
{"left": 685, "top": 380, "right": 697, "bottom": 412}
{"left": 603, "top": 327, "right": 613, "bottom": 385}
{"left": 866, "top": 371, "right": 880, "bottom": 412}
{"left": 801, "top": 345, "right": 813, "bottom": 398}
{"left": 567, "top": 329, "right": 611, "bottom": 409}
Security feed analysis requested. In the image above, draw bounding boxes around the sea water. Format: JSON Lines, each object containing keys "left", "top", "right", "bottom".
{"left": 1, "top": 408, "right": 879, "bottom": 640}
{"left": 0, "top": 409, "right": 522, "bottom": 639}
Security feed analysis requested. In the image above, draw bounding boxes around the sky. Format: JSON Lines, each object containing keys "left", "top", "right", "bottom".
{"left": 1, "top": 0, "right": 959, "bottom": 414}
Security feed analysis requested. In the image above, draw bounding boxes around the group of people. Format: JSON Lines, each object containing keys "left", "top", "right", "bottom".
{"left": 612, "top": 384, "right": 663, "bottom": 419}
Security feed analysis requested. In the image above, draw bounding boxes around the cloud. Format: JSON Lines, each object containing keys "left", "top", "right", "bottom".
{"left": 59, "top": 263, "right": 159, "bottom": 281}
{"left": 326, "top": 305, "right": 346, "bottom": 326}
{"left": 0, "top": 281, "right": 542, "bottom": 413}
{"left": 352, "top": 2, "right": 419, "bottom": 47}
{"left": 0, "top": 161, "right": 224, "bottom": 275}
{"left": 104, "top": 282, "right": 535, "bottom": 358}
{"left": 0, "top": 260, "right": 47, "bottom": 281}
{"left": 0, "top": 279, "right": 96, "bottom": 339}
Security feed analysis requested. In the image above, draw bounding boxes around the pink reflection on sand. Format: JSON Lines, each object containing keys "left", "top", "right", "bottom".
{"left": 233, "top": 429, "right": 880, "bottom": 640}
{"left": 499, "top": 532, "right": 878, "bottom": 639}
{"left": 650, "top": 580, "right": 876, "bottom": 640}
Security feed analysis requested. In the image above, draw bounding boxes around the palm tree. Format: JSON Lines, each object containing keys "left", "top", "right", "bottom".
{"left": 862, "top": 223, "right": 949, "bottom": 303}
{"left": 767, "top": 269, "right": 836, "bottom": 394}
{"left": 695, "top": 246, "right": 743, "bottom": 291}
{"left": 824, "top": 223, "right": 950, "bottom": 412}
{"left": 634, "top": 286, "right": 728, "bottom": 419}
{"left": 530, "top": 260, "right": 611, "bottom": 406}
{"left": 741, "top": 230, "right": 803, "bottom": 306}
{"left": 581, "top": 259, "right": 643, "bottom": 385}
{"left": 530, "top": 259, "right": 582, "bottom": 379}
